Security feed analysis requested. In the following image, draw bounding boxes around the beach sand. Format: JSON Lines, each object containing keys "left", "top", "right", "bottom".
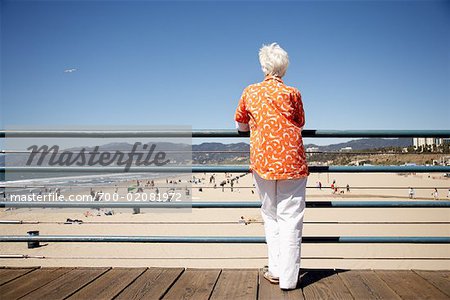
{"left": 0, "top": 172, "right": 449, "bottom": 270}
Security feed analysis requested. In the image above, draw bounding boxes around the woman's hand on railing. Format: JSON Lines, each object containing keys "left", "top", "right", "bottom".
{"left": 235, "top": 121, "right": 250, "bottom": 134}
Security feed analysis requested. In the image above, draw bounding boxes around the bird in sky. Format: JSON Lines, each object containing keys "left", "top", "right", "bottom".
{"left": 64, "top": 68, "right": 77, "bottom": 73}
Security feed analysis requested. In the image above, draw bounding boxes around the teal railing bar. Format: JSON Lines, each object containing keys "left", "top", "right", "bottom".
{"left": 0, "top": 235, "right": 448, "bottom": 244}
{"left": 337, "top": 236, "right": 450, "bottom": 243}
{"left": 324, "top": 200, "right": 450, "bottom": 208}
{"left": 0, "top": 129, "right": 449, "bottom": 138}
{"left": 1, "top": 165, "right": 450, "bottom": 173}
{"left": 0, "top": 201, "right": 449, "bottom": 209}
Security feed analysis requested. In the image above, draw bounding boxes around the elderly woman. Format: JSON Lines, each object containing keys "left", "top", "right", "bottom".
{"left": 234, "top": 43, "right": 309, "bottom": 290}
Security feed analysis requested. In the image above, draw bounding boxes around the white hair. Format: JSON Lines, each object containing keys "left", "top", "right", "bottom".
{"left": 259, "top": 43, "right": 289, "bottom": 77}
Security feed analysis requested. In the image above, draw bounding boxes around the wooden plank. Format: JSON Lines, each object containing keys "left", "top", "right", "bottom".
{"left": 162, "top": 268, "right": 221, "bottom": 300}
{"left": 375, "top": 270, "right": 448, "bottom": 299}
{"left": 115, "top": 267, "right": 184, "bottom": 300}
{"left": 67, "top": 267, "right": 146, "bottom": 300}
{"left": 210, "top": 269, "right": 258, "bottom": 300}
{"left": 413, "top": 270, "right": 450, "bottom": 297}
{"left": 258, "top": 269, "right": 304, "bottom": 300}
{"left": 338, "top": 270, "right": 401, "bottom": 299}
{"left": 20, "top": 267, "right": 109, "bottom": 300}
{"left": 0, "top": 268, "right": 37, "bottom": 286}
{"left": 302, "top": 269, "right": 354, "bottom": 300}
{"left": 0, "top": 267, "right": 73, "bottom": 300}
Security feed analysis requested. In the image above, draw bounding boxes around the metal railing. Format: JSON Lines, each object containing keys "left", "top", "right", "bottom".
{"left": 1, "top": 200, "right": 449, "bottom": 209}
{"left": 1, "top": 129, "right": 449, "bottom": 138}
{"left": 1, "top": 129, "right": 449, "bottom": 246}
{"left": 0, "top": 236, "right": 449, "bottom": 244}
{"left": 1, "top": 165, "right": 450, "bottom": 173}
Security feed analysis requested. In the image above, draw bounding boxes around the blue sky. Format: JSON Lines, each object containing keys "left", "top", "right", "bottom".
{"left": 1, "top": 0, "right": 449, "bottom": 145}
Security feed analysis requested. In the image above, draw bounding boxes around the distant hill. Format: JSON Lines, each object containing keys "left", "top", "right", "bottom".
{"left": 193, "top": 138, "right": 412, "bottom": 152}
{"left": 0, "top": 138, "right": 413, "bottom": 167}
{"left": 192, "top": 142, "right": 249, "bottom": 164}
{"left": 191, "top": 138, "right": 413, "bottom": 164}
{"left": 193, "top": 142, "right": 249, "bottom": 152}
{"left": 305, "top": 138, "right": 412, "bottom": 151}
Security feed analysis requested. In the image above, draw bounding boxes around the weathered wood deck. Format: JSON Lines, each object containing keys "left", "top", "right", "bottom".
{"left": 0, "top": 267, "right": 449, "bottom": 299}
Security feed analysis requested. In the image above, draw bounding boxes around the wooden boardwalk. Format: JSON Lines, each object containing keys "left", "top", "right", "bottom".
{"left": 0, "top": 267, "right": 449, "bottom": 299}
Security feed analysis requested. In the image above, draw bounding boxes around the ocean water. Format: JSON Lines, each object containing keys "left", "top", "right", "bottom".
{"left": 1, "top": 173, "right": 166, "bottom": 197}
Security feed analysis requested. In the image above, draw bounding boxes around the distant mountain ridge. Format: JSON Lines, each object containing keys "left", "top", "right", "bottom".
{"left": 304, "top": 138, "right": 412, "bottom": 151}
{"left": 0, "top": 138, "right": 412, "bottom": 167}
{"left": 192, "top": 138, "right": 412, "bottom": 151}
{"left": 47, "top": 138, "right": 410, "bottom": 152}
{"left": 193, "top": 142, "right": 249, "bottom": 152}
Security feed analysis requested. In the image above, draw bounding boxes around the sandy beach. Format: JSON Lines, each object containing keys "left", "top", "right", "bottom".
{"left": 0, "top": 172, "right": 449, "bottom": 270}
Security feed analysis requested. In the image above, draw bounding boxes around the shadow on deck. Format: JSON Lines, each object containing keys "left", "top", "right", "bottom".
{"left": 0, "top": 267, "right": 449, "bottom": 299}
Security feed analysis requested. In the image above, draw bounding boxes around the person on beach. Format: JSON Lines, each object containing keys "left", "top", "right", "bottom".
{"left": 239, "top": 216, "right": 249, "bottom": 225}
{"left": 432, "top": 188, "right": 439, "bottom": 200}
{"left": 235, "top": 43, "right": 309, "bottom": 290}
{"left": 409, "top": 187, "right": 415, "bottom": 199}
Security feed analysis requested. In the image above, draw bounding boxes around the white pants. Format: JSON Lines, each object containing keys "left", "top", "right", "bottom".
{"left": 253, "top": 171, "right": 307, "bottom": 289}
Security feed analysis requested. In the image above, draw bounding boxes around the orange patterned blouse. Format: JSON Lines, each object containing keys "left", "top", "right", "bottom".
{"left": 234, "top": 75, "right": 309, "bottom": 180}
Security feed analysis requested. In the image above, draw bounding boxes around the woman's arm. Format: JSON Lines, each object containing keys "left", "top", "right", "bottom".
{"left": 293, "top": 89, "right": 305, "bottom": 130}
{"left": 234, "top": 88, "right": 250, "bottom": 132}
